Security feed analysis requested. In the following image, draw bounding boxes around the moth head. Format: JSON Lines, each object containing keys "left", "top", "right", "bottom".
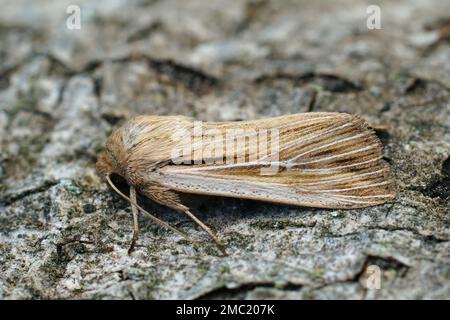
{"left": 96, "top": 150, "right": 114, "bottom": 180}
{"left": 96, "top": 127, "right": 128, "bottom": 181}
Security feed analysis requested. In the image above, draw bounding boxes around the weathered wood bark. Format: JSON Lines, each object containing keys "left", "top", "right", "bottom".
{"left": 0, "top": 0, "right": 448, "bottom": 299}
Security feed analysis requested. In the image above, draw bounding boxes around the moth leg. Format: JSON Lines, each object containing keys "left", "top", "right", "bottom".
{"left": 142, "top": 185, "right": 227, "bottom": 255}
{"left": 128, "top": 186, "right": 140, "bottom": 255}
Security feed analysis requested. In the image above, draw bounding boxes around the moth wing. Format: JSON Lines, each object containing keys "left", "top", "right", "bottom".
{"left": 152, "top": 113, "right": 395, "bottom": 208}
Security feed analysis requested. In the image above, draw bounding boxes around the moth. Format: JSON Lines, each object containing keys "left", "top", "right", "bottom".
{"left": 96, "top": 112, "right": 395, "bottom": 254}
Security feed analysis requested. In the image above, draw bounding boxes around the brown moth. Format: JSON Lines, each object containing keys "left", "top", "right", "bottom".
{"left": 96, "top": 112, "right": 395, "bottom": 254}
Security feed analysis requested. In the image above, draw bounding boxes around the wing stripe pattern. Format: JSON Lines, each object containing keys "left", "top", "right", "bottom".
{"left": 300, "top": 169, "right": 384, "bottom": 186}
{"left": 150, "top": 113, "right": 395, "bottom": 209}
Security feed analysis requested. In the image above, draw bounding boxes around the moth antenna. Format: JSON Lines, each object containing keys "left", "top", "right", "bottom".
{"left": 128, "top": 186, "right": 139, "bottom": 255}
{"left": 181, "top": 208, "right": 228, "bottom": 256}
{"left": 105, "top": 175, "right": 191, "bottom": 243}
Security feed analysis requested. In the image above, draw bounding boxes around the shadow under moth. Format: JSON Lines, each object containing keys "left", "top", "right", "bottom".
{"left": 96, "top": 112, "right": 395, "bottom": 254}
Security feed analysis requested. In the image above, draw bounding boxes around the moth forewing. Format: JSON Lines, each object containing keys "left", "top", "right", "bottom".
{"left": 147, "top": 113, "right": 395, "bottom": 208}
